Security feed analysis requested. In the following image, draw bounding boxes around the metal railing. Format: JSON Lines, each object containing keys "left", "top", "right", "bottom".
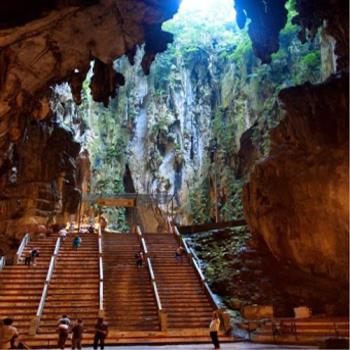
{"left": 136, "top": 226, "right": 167, "bottom": 331}
{"left": 174, "top": 226, "right": 191, "bottom": 257}
{"left": 0, "top": 256, "right": 5, "bottom": 271}
{"left": 29, "top": 237, "right": 61, "bottom": 336}
{"left": 98, "top": 226, "right": 104, "bottom": 317}
{"left": 84, "top": 192, "right": 174, "bottom": 206}
{"left": 15, "top": 233, "right": 30, "bottom": 264}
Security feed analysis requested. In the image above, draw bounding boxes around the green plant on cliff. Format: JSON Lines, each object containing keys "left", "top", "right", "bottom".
{"left": 189, "top": 176, "right": 210, "bottom": 224}
{"left": 77, "top": 0, "right": 322, "bottom": 228}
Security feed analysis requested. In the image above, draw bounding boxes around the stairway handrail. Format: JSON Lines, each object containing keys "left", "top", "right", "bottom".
{"left": 136, "top": 226, "right": 149, "bottom": 254}
{"left": 36, "top": 237, "right": 61, "bottom": 318}
{"left": 174, "top": 226, "right": 191, "bottom": 254}
{"left": 98, "top": 226, "right": 104, "bottom": 314}
{"left": 16, "top": 232, "right": 30, "bottom": 264}
{"left": 172, "top": 225, "right": 220, "bottom": 310}
{"left": 166, "top": 217, "right": 173, "bottom": 234}
{"left": 0, "top": 256, "right": 5, "bottom": 271}
{"left": 152, "top": 280, "right": 162, "bottom": 311}
{"left": 136, "top": 225, "right": 167, "bottom": 330}
{"left": 190, "top": 248, "right": 205, "bottom": 281}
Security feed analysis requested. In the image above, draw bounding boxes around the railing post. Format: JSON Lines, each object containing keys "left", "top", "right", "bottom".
{"left": 159, "top": 309, "right": 168, "bottom": 331}
{"left": 98, "top": 226, "right": 104, "bottom": 318}
{"left": 0, "top": 256, "right": 5, "bottom": 271}
{"left": 136, "top": 225, "right": 167, "bottom": 332}
{"left": 172, "top": 224, "right": 232, "bottom": 333}
{"left": 29, "top": 237, "right": 61, "bottom": 336}
{"left": 15, "top": 233, "right": 30, "bottom": 264}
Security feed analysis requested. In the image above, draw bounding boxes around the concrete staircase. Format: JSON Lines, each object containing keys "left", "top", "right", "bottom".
{"left": 37, "top": 233, "right": 99, "bottom": 337}
{"left": 103, "top": 232, "right": 160, "bottom": 331}
{"left": 251, "top": 317, "right": 349, "bottom": 345}
{"left": 143, "top": 232, "right": 215, "bottom": 330}
{"left": 0, "top": 236, "right": 56, "bottom": 337}
{"left": 0, "top": 230, "right": 228, "bottom": 347}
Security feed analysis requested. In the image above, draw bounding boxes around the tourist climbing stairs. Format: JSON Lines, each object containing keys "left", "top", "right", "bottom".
{"left": 102, "top": 232, "right": 160, "bottom": 332}
{"left": 0, "top": 225, "right": 232, "bottom": 347}
{"left": 0, "top": 234, "right": 56, "bottom": 338}
{"left": 143, "top": 231, "right": 215, "bottom": 330}
{"left": 33, "top": 232, "right": 99, "bottom": 346}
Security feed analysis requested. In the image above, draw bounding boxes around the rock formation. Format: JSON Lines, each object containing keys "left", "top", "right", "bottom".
{"left": 0, "top": 120, "right": 81, "bottom": 254}
{"left": 241, "top": 0, "right": 349, "bottom": 289}
{"left": 0, "top": 0, "right": 180, "bottom": 251}
{"left": 244, "top": 74, "right": 349, "bottom": 284}
{"left": 0, "top": 0, "right": 348, "bottom": 314}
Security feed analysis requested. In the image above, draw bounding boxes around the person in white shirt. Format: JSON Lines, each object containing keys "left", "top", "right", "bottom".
{"left": 209, "top": 311, "right": 221, "bottom": 349}
{"left": 58, "top": 228, "right": 68, "bottom": 240}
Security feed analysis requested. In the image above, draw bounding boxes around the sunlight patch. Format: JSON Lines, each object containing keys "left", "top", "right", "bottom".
{"left": 177, "top": 0, "right": 236, "bottom": 24}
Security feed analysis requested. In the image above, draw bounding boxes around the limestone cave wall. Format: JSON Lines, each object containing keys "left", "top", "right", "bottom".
{"left": 0, "top": 120, "right": 80, "bottom": 255}
{"left": 0, "top": 0, "right": 348, "bottom": 311}
{"left": 0, "top": 0, "right": 180, "bottom": 253}
{"left": 241, "top": 0, "right": 349, "bottom": 287}
{"left": 244, "top": 74, "right": 349, "bottom": 284}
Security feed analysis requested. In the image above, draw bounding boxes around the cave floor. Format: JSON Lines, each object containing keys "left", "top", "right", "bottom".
{"left": 82, "top": 342, "right": 316, "bottom": 349}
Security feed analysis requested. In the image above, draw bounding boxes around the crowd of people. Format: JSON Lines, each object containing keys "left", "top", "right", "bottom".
{"left": 0, "top": 312, "right": 221, "bottom": 350}
{"left": 22, "top": 221, "right": 97, "bottom": 268}
{"left": 56, "top": 315, "right": 108, "bottom": 350}
{"left": 0, "top": 316, "right": 109, "bottom": 350}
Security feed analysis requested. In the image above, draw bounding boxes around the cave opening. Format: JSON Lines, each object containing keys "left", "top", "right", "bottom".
{"left": 72, "top": 0, "right": 323, "bottom": 231}
{"left": 0, "top": 0, "right": 348, "bottom": 345}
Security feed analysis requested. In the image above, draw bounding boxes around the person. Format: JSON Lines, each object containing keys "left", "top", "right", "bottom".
{"left": 99, "top": 215, "right": 108, "bottom": 233}
{"left": 71, "top": 319, "right": 84, "bottom": 350}
{"left": 58, "top": 315, "right": 71, "bottom": 326}
{"left": 59, "top": 227, "right": 68, "bottom": 240}
{"left": 24, "top": 252, "right": 32, "bottom": 267}
{"left": 0, "top": 318, "right": 19, "bottom": 349}
{"left": 30, "top": 248, "right": 40, "bottom": 265}
{"left": 88, "top": 225, "right": 95, "bottom": 234}
{"left": 68, "top": 222, "right": 75, "bottom": 235}
{"left": 72, "top": 235, "right": 82, "bottom": 250}
{"left": 79, "top": 228, "right": 89, "bottom": 235}
{"left": 57, "top": 315, "right": 70, "bottom": 350}
{"left": 135, "top": 251, "right": 144, "bottom": 268}
{"left": 209, "top": 311, "right": 221, "bottom": 349}
{"left": 93, "top": 318, "right": 108, "bottom": 350}
{"left": 175, "top": 246, "right": 184, "bottom": 263}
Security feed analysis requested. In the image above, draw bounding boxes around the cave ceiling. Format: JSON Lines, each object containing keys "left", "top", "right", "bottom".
{"left": 0, "top": 0, "right": 348, "bottom": 171}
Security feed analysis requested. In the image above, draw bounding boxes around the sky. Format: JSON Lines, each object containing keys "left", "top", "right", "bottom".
{"left": 178, "top": 0, "right": 236, "bottom": 23}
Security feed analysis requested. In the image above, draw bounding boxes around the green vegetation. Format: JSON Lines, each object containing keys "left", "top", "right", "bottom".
{"left": 189, "top": 177, "right": 210, "bottom": 224}
{"left": 79, "top": 84, "right": 130, "bottom": 232}
{"left": 79, "top": 0, "right": 322, "bottom": 226}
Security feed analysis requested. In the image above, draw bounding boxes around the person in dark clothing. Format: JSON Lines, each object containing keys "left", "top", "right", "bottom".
{"left": 71, "top": 319, "right": 84, "bottom": 350}
{"left": 93, "top": 318, "right": 108, "bottom": 350}
{"left": 175, "top": 246, "right": 184, "bottom": 263}
{"left": 135, "top": 251, "right": 144, "bottom": 268}
{"left": 24, "top": 252, "right": 31, "bottom": 267}
{"left": 30, "top": 248, "right": 40, "bottom": 265}
{"left": 72, "top": 236, "right": 82, "bottom": 250}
